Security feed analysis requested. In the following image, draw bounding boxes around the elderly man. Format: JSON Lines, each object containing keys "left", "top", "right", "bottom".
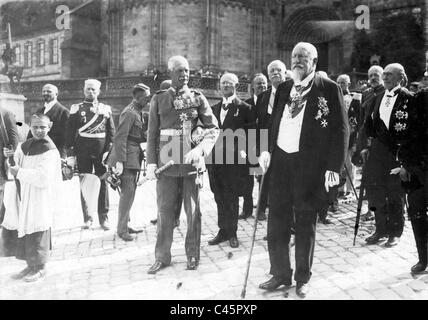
{"left": 28, "top": 84, "right": 69, "bottom": 158}
{"left": 65, "top": 79, "right": 115, "bottom": 231}
{"left": 258, "top": 42, "right": 347, "bottom": 298}
{"left": 108, "top": 83, "right": 150, "bottom": 241}
{"left": 208, "top": 73, "right": 256, "bottom": 248}
{"left": 363, "top": 64, "right": 412, "bottom": 247}
{"left": 146, "top": 56, "right": 219, "bottom": 273}
{"left": 239, "top": 73, "right": 268, "bottom": 220}
{"left": 250, "top": 60, "right": 287, "bottom": 221}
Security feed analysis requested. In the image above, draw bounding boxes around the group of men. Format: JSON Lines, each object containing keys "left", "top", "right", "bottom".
{"left": 1, "top": 42, "right": 427, "bottom": 298}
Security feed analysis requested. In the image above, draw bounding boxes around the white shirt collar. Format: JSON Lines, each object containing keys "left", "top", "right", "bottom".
{"left": 294, "top": 70, "right": 315, "bottom": 87}
{"left": 222, "top": 94, "right": 236, "bottom": 105}
{"left": 44, "top": 99, "right": 57, "bottom": 113}
{"left": 271, "top": 86, "right": 277, "bottom": 95}
{"left": 385, "top": 85, "right": 401, "bottom": 97}
{"left": 253, "top": 94, "right": 258, "bottom": 104}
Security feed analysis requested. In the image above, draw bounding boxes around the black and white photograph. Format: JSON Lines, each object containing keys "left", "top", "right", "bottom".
{"left": 0, "top": 0, "right": 427, "bottom": 304}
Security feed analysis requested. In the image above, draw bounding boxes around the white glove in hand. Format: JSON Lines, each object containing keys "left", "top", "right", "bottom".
{"left": 66, "top": 156, "right": 76, "bottom": 168}
{"left": 258, "top": 151, "right": 271, "bottom": 174}
{"left": 185, "top": 147, "right": 203, "bottom": 165}
{"left": 324, "top": 170, "right": 339, "bottom": 192}
{"left": 114, "top": 162, "right": 124, "bottom": 176}
{"left": 146, "top": 164, "right": 158, "bottom": 180}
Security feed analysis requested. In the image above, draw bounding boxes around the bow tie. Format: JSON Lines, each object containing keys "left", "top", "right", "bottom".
{"left": 222, "top": 104, "right": 230, "bottom": 111}
{"left": 386, "top": 90, "right": 398, "bottom": 98}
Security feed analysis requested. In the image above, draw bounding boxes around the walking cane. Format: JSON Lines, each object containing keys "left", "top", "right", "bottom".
{"left": 344, "top": 163, "right": 366, "bottom": 246}
{"left": 241, "top": 172, "right": 266, "bottom": 299}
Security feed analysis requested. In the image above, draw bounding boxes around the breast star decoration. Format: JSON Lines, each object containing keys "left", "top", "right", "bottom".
{"left": 315, "top": 97, "right": 329, "bottom": 128}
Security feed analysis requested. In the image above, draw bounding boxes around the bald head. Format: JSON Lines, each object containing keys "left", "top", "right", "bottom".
{"left": 251, "top": 73, "right": 268, "bottom": 96}
{"left": 42, "top": 83, "right": 58, "bottom": 103}
{"left": 368, "top": 65, "right": 384, "bottom": 88}
{"left": 383, "top": 63, "right": 407, "bottom": 90}
{"left": 84, "top": 79, "right": 101, "bottom": 101}
{"left": 267, "top": 60, "right": 286, "bottom": 88}
{"left": 291, "top": 42, "right": 318, "bottom": 81}
{"left": 220, "top": 72, "right": 239, "bottom": 98}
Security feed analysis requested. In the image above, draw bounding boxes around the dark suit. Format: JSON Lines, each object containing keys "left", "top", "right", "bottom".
{"left": 399, "top": 90, "right": 428, "bottom": 266}
{"left": 254, "top": 88, "right": 274, "bottom": 214}
{"left": 208, "top": 97, "right": 256, "bottom": 238}
{"left": 28, "top": 101, "right": 69, "bottom": 158}
{"left": 266, "top": 75, "right": 347, "bottom": 283}
{"left": 364, "top": 87, "right": 413, "bottom": 238}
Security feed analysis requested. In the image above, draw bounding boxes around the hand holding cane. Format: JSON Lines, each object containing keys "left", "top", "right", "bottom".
{"left": 137, "top": 160, "right": 175, "bottom": 186}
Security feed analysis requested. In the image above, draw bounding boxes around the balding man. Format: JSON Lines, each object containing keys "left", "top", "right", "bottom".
{"left": 65, "top": 79, "right": 115, "bottom": 231}
{"left": 363, "top": 63, "right": 413, "bottom": 247}
{"left": 28, "top": 84, "right": 69, "bottom": 158}
{"left": 258, "top": 42, "right": 347, "bottom": 297}
{"left": 146, "top": 56, "right": 219, "bottom": 273}
{"left": 251, "top": 60, "right": 288, "bottom": 220}
{"left": 207, "top": 73, "right": 256, "bottom": 248}
{"left": 239, "top": 73, "right": 268, "bottom": 220}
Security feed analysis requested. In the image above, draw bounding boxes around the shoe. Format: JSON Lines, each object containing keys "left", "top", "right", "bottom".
{"left": 186, "top": 257, "right": 199, "bottom": 270}
{"left": 296, "top": 282, "right": 310, "bottom": 298}
{"left": 11, "top": 266, "right": 33, "bottom": 280}
{"left": 238, "top": 212, "right": 252, "bottom": 220}
{"left": 263, "top": 236, "right": 267, "bottom": 241}
{"left": 411, "top": 261, "right": 427, "bottom": 274}
{"left": 100, "top": 221, "right": 110, "bottom": 231}
{"left": 150, "top": 219, "right": 157, "bottom": 225}
{"left": 24, "top": 269, "right": 46, "bottom": 282}
{"left": 365, "top": 232, "right": 387, "bottom": 245}
{"left": 259, "top": 276, "right": 292, "bottom": 291}
{"left": 82, "top": 220, "right": 92, "bottom": 229}
{"left": 208, "top": 231, "right": 228, "bottom": 245}
{"left": 128, "top": 227, "right": 143, "bottom": 234}
{"left": 147, "top": 261, "right": 168, "bottom": 274}
{"left": 118, "top": 232, "right": 135, "bottom": 242}
{"left": 229, "top": 236, "right": 239, "bottom": 248}
{"left": 257, "top": 212, "right": 267, "bottom": 221}
{"left": 319, "top": 217, "right": 333, "bottom": 225}
{"left": 385, "top": 236, "right": 400, "bottom": 247}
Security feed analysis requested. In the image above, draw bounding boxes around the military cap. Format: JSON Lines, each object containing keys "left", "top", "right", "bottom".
{"left": 132, "top": 83, "right": 150, "bottom": 95}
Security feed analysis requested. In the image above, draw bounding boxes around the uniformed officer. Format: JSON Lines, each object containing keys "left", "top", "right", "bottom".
{"left": 108, "top": 83, "right": 150, "bottom": 241}
{"left": 65, "top": 79, "right": 115, "bottom": 231}
{"left": 146, "top": 55, "right": 219, "bottom": 273}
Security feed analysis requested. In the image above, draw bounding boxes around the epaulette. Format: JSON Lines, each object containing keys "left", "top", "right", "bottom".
{"left": 70, "top": 103, "right": 82, "bottom": 114}
{"left": 98, "top": 103, "right": 112, "bottom": 117}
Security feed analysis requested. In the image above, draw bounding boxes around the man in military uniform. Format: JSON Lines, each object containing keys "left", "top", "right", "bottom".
{"left": 108, "top": 83, "right": 150, "bottom": 241}
{"left": 65, "top": 79, "right": 115, "bottom": 231}
{"left": 146, "top": 56, "right": 219, "bottom": 273}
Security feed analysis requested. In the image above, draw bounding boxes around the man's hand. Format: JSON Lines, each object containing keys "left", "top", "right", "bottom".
{"left": 258, "top": 151, "right": 271, "bottom": 174}
{"left": 146, "top": 164, "right": 158, "bottom": 180}
{"left": 9, "top": 165, "right": 19, "bottom": 177}
{"left": 240, "top": 150, "right": 247, "bottom": 159}
{"left": 324, "top": 170, "right": 339, "bottom": 192}
{"left": 113, "top": 162, "right": 124, "bottom": 176}
{"left": 185, "top": 147, "right": 203, "bottom": 166}
{"left": 390, "top": 167, "right": 410, "bottom": 181}
{"left": 66, "top": 156, "right": 76, "bottom": 168}
{"left": 3, "top": 147, "right": 14, "bottom": 158}
{"left": 360, "top": 149, "right": 369, "bottom": 163}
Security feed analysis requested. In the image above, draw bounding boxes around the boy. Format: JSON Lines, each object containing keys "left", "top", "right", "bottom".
{"left": 5, "top": 113, "right": 61, "bottom": 282}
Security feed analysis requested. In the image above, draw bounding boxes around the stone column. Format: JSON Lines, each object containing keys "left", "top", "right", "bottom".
{"left": 204, "top": 0, "right": 220, "bottom": 71}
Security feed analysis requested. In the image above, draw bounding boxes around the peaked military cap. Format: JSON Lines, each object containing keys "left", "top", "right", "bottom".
{"left": 133, "top": 83, "right": 150, "bottom": 95}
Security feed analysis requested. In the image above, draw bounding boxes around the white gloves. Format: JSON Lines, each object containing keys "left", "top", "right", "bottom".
{"left": 258, "top": 151, "right": 271, "bottom": 174}
{"left": 113, "top": 162, "right": 123, "bottom": 176}
{"left": 184, "top": 146, "right": 203, "bottom": 165}
{"left": 324, "top": 170, "right": 340, "bottom": 192}
{"left": 66, "top": 156, "right": 76, "bottom": 168}
{"left": 146, "top": 164, "right": 158, "bottom": 180}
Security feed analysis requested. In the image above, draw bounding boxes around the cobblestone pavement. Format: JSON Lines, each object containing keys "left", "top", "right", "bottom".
{"left": 1, "top": 174, "right": 428, "bottom": 300}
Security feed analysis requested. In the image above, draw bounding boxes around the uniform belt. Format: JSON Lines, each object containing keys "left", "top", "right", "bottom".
{"left": 79, "top": 132, "right": 106, "bottom": 138}
{"left": 160, "top": 129, "right": 183, "bottom": 136}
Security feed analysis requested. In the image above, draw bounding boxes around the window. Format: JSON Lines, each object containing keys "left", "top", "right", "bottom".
{"left": 13, "top": 45, "right": 21, "bottom": 65}
{"left": 24, "top": 42, "right": 32, "bottom": 68}
{"left": 50, "top": 38, "right": 58, "bottom": 64}
{"left": 37, "top": 40, "right": 45, "bottom": 66}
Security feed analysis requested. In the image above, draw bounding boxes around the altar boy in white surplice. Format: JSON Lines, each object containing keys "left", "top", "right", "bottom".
{"left": 4, "top": 113, "right": 62, "bottom": 282}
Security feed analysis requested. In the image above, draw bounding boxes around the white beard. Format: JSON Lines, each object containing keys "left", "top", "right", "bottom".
{"left": 292, "top": 68, "right": 305, "bottom": 82}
